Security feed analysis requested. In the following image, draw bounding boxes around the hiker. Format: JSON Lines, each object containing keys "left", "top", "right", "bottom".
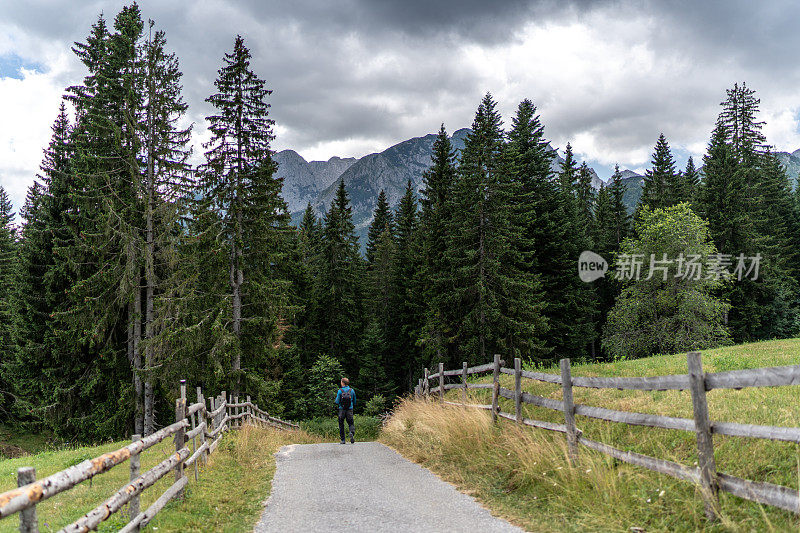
{"left": 335, "top": 377, "right": 356, "bottom": 444}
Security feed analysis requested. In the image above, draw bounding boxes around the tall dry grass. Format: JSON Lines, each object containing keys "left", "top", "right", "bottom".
{"left": 381, "top": 397, "right": 792, "bottom": 532}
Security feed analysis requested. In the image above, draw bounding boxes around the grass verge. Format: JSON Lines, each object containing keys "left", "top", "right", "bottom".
{"left": 381, "top": 338, "right": 800, "bottom": 532}
{"left": 0, "top": 425, "right": 321, "bottom": 532}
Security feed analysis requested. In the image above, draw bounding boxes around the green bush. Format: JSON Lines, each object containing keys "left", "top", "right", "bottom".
{"left": 307, "top": 354, "right": 345, "bottom": 417}
{"left": 300, "top": 415, "right": 381, "bottom": 442}
{"left": 363, "top": 394, "right": 388, "bottom": 416}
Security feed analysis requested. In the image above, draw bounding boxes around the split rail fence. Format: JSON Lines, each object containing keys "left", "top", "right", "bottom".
{"left": 0, "top": 380, "right": 298, "bottom": 532}
{"left": 415, "top": 352, "right": 800, "bottom": 519}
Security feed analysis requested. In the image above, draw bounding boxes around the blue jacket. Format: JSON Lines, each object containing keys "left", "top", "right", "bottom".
{"left": 335, "top": 386, "right": 356, "bottom": 409}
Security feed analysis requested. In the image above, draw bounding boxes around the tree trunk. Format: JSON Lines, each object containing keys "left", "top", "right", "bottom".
{"left": 479, "top": 201, "right": 486, "bottom": 362}
{"left": 134, "top": 281, "right": 143, "bottom": 435}
{"left": 230, "top": 80, "right": 244, "bottom": 397}
{"left": 143, "top": 86, "right": 156, "bottom": 437}
{"left": 231, "top": 217, "right": 242, "bottom": 396}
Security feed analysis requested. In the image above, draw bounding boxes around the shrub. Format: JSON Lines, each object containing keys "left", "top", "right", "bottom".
{"left": 307, "top": 354, "right": 345, "bottom": 417}
{"left": 363, "top": 394, "right": 388, "bottom": 416}
{"left": 300, "top": 415, "right": 381, "bottom": 441}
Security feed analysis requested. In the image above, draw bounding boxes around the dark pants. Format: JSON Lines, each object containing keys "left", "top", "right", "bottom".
{"left": 338, "top": 408, "right": 354, "bottom": 442}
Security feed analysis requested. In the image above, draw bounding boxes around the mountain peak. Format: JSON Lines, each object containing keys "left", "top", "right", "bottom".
{"left": 276, "top": 150, "right": 357, "bottom": 213}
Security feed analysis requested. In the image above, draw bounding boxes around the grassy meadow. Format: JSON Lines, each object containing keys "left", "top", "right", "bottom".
{"left": 381, "top": 338, "right": 800, "bottom": 532}
{"left": 0, "top": 425, "right": 321, "bottom": 532}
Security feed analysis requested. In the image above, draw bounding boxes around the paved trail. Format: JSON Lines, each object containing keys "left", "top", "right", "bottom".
{"left": 254, "top": 442, "right": 525, "bottom": 533}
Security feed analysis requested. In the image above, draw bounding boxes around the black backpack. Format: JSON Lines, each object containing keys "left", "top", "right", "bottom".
{"left": 340, "top": 388, "right": 352, "bottom": 409}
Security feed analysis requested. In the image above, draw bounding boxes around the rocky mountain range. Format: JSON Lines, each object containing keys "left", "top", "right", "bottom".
{"left": 275, "top": 130, "right": 800, "bottom": 246}
{"left": 275, "top": 151, "right": 357, "bottom": 213}
{"left": 775, "top": 149, "right": 800, "bottom": 184}
{"left": 276, "top": 128, "right": 604, "bottom": 243}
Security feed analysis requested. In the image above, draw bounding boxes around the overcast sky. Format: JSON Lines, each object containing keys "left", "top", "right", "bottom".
{"left": 2, "top": 0, "right": 800, "bottom": 214}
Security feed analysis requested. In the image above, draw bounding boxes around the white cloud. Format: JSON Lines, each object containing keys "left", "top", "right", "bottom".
{"left": 0, "top": 52, "right": 71, "bottom": 215}
{"left": 3, "top": 0, "right": 800, "bottom": 215}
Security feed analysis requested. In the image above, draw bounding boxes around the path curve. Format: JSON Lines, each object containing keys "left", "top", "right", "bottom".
{"left": 254, "top": 442, "right": 524, "bottom": 533}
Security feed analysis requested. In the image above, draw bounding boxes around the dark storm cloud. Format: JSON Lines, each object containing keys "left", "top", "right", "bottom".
{"left": 2, "top": 0, "right": 800, "bottom": 192}
{"left": 645, "top": 0, "right": 800, "bottom": 74}
{"left": 0, "top": 0, "right": 595, "bottom": 158}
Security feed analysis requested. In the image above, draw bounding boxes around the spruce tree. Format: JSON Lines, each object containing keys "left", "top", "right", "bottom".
{"left": 363, "top": 227, "right": 395, "bottom": 394}
{"left": 609, "top": 164, "right": 631, "bottom": 248}
{"left": 640, "top": 133, "right": 679, "bottom": 212}
{"left": 314, "top": 179, "right": 365, "bottom": 375}
{"left": 135, "top": 21, "right": 193, "bottom": 434}
{"left": 523, "top": 138, "right": 597, "bottom": 361}
{"left": 576, "top": 162, "right": 596, "bottom": 239}
{"left": 719, "top": 82, "right": 767, "bottom": 163}
{"left": 58, "top": 6, "right": 195, "bottom": 435}
{"left": 364, "top": 191, "right": 397, "bottom": 392}
{"left": 365, "top": 189, "right": 393, "bottom": 265}
{"left": 557, "top": 142, "right": 578, "bottom": 194}
{"left": 8, "top": 103, "right": 75, "bottom": 428}
{"left": 34, "top": 6, "right": 146, "bottom": 439}
{"left": 593, "top": 185, "right": 614, "bottom": 257}
{"left": 696, "top": 119, "right": 780, "bottom": 341}
{"left": 390, "top": 180, "right": 422, "bottom": 389}
{"left": 299, "top": 202, "right": 322, "bottom": 257}
{"left": 447, "top": 94, "right": 546, "bottom": 363}
{"left": 592, "top": 168, "right": 630, "bottom": 358}
{"left": 0, "top": 186, "right": 15, "bottom": 413}
{"left": 202, "top": 35, "right": 290, "bottom": 396}
{"left": 279, "top": 206, "right": 321, "bottom": 385}
{"left": 682, "top": 157, "right": 700, "bottom": 201}
{"left": 418, "top": 125, "right": 458, "bottom": 366}
{"left": 697, "top": 124, "right": 750, "bottom": 255}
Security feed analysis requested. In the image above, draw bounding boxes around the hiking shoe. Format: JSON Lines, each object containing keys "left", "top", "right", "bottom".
{"left": 340, "top": 440, "right": 346, "bottom": 445}
{"left": 350, "top": 436, "right": 355, "bottom": 444}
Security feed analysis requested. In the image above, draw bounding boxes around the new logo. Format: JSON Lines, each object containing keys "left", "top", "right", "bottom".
{"left": 578, "top": 251, "right": 608, "bottom": 282}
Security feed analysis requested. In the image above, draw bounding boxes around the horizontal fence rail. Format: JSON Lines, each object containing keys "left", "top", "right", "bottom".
{"left": 0, "top": 381, "right": 299, "bottom": 531}
{"left": 416, "top": 352, "right": 800, "bottom": 520}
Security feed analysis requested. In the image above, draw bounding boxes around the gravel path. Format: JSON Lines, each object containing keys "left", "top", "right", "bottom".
{"left": 254, "top": 442, "right": 525, "bottom": 533}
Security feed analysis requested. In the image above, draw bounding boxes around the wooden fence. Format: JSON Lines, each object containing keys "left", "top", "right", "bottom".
{"left": 415, "top": 352, "right": 800, "bottom": 520}
{"left": 0, "top": 380, "right": 298, "bottom": 532}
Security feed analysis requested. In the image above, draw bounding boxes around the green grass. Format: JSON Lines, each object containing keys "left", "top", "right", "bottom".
{"left": 0, "top": 425, "right": 321, "bottom": 532}
{"left": 0, "top": 425, "right": 60, "bottom": 458}
{"left": 300, "top": 415, "right": 381, "bottom": 442}
{"left": 382, "top": 338, "right": 800, "bottom": 532}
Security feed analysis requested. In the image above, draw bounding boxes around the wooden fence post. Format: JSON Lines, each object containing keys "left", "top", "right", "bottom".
{"left": 210, "top": 397, "right": 217, "bottom": 432}
{"left": 229, "top": 395, "right": 233, "bottom": 429}
{"left": 560, "top": 358, "right": 578, "bottom": 463}
{"left": 687, "top": 351, "right": 719, "bottom": 520}
{"left": 17, "top": 467, "right": 37, "bottom": 533}
{"left": 198, "top": 387, "right": 207, "bottom": 465}
{"left": 247, "top": 395, "right": 252, "bottom": 425}
{"left": 462, "top": 362, "right": 468, "bottom": 403}
{"left": 174, "top": 396, "right": 186, "bottom": 499}
{"left": 129, "top": 434, "right": 141, "bottom": 527}
{"left": 424, "top": 368, "right": 429, "bottom": 397}
{"left": 207, "top": 396, "right": 214, "bottom": 433}
{"left": 491, "top": 354, "right": 501, "bottom": 424}
{"left": 438, "top": 362, "right": 445, "bottom": 402}
{"left": 514, "top": 357, "right": 522, "bottom": 424}
{"left": 221, "top": 391, "right": 227, "bottom": 431}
